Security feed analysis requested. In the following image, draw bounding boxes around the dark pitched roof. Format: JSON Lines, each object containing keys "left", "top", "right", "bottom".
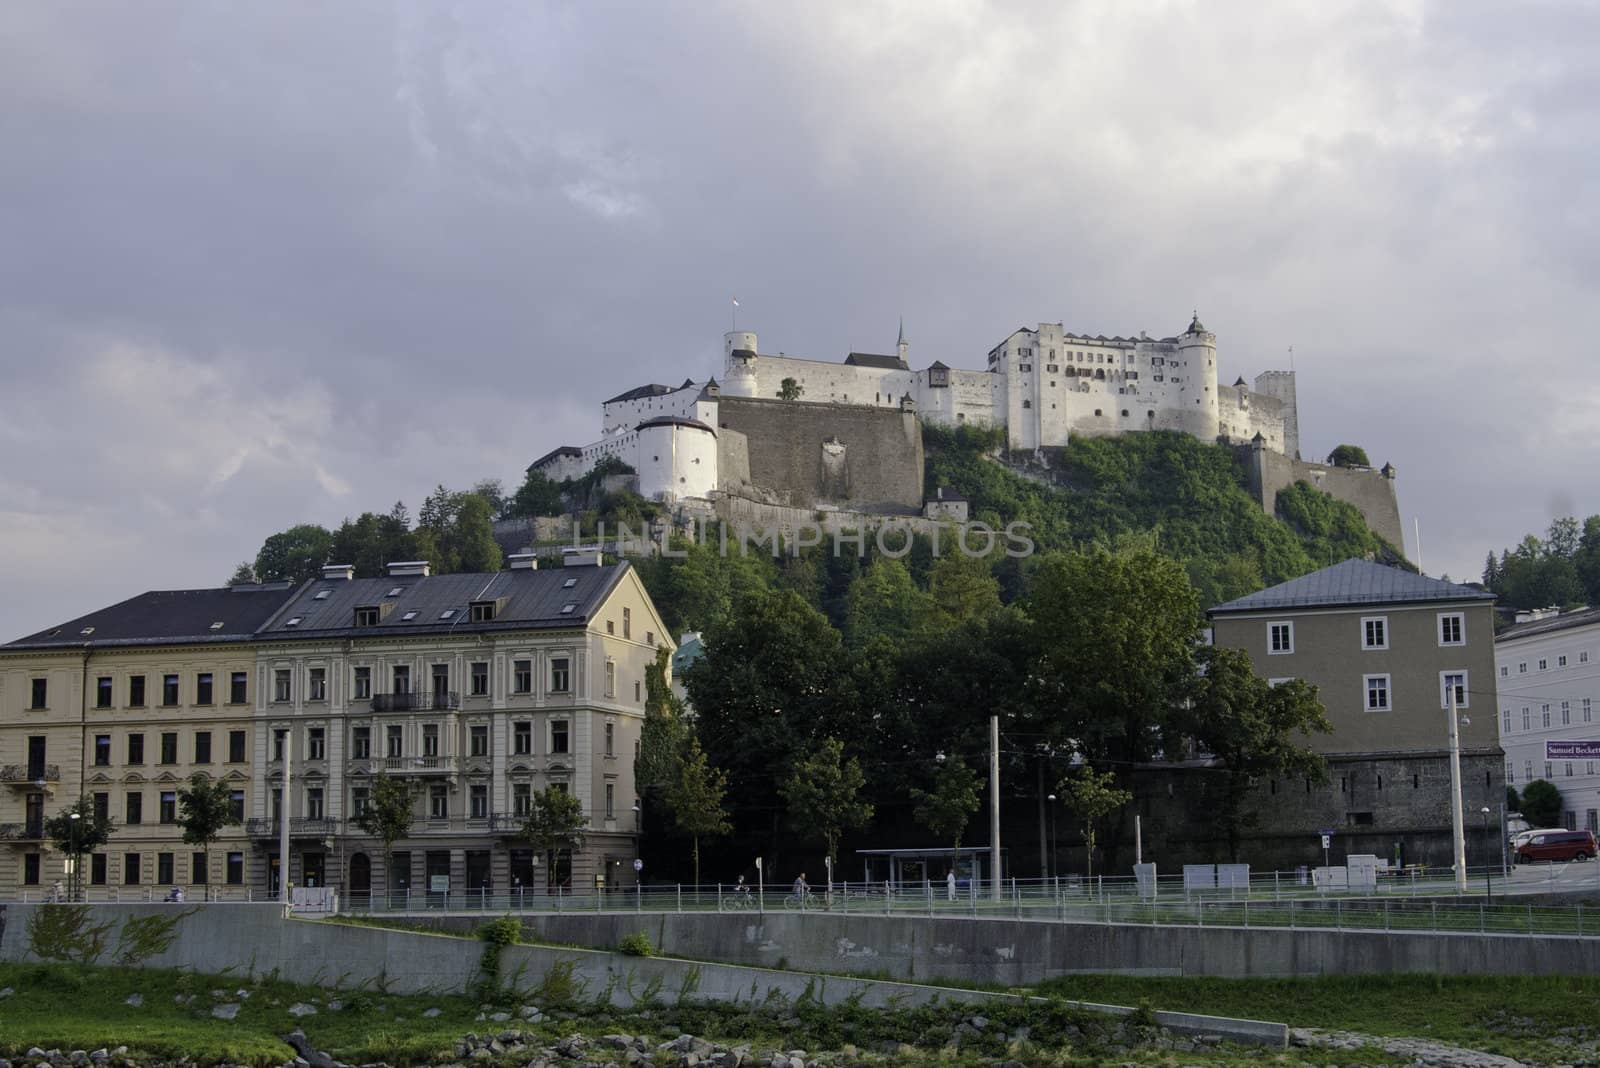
{"left": 844, "top": 352, "right": 909, "bottom": 370}
{"left": 603, "top": 383, "right": 675, "bottom": 405}
{"left": 635, "top": 416, "right": 716, "bottom": 434}
{"left": 528, "top": 445, "right": 582, "bottom": 471}
{"left": 1209, "top": 559, "right": 1495, "bottom": 616}
{"left": 5, "top": 585, "right": 299, "bottom": 649}
{"left": 928, "top": 360, "right": 950, "bottom": 370}
{"left": 256, "top": 563, "right": 633, "bottom": 641}
{"left": 1497, "top": 605, "right": 1600, "bottom": 644}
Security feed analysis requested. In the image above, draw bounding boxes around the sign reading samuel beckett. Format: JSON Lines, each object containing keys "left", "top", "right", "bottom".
{"left": 1545, "top": 740, "right": 1600, "bottom": 760}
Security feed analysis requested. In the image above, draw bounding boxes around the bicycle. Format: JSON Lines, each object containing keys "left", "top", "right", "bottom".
{"left": 783, "top": 888, "right": 821, "bottom": 910}
{"left": 720, "top": 886, "right": 758, "bottom": 911}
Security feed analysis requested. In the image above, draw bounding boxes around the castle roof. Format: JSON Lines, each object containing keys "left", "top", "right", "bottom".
{"left": 528, "top": 445, "right": 582, "bottom": 471}
{"left": 635, "top": 416, "right": 716, "bottom": 435}
{"left": 844, "top": 352, "right": 909, "bottom": 370}
{"left": 928, "top": 360, "right": 950, "bottom": 370}
{"left": 1209, "top": 559, "right": 1494, "bottom": 616}
{"left": 604, "top": 383, "right": 676, "bottom": 405}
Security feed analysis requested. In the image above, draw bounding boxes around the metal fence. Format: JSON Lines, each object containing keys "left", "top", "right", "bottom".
{"left": 12, "top": 864, "right": 1600, "bottom": 938}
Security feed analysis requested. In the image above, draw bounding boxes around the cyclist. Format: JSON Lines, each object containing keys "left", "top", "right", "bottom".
{"left": 793, "top": 872, "right": 808, "bottom": 897}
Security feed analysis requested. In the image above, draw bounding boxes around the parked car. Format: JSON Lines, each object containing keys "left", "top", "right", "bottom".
{"left": 1511, "top": 827, "right": 1567, "bottom": 851}
{"left": 1515, "top": 829, "right": 1597, "bottom": 863}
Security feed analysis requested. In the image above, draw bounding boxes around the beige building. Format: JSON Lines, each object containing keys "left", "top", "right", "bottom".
{"left": 0, "top": 584, "right": 298, "bottom": 896}
{"left": 1205, "top": 559, "right": 1504, "bottom": 866}
{"left": 247, "top": 557, "right": 669, "bottom": 903}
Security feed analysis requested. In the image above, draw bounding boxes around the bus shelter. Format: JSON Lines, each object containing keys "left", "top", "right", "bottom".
{"left": 856, "top": 847, "right": 1001, "bottom": 891}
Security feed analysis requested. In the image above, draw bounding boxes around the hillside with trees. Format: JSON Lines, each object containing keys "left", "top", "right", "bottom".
{"left": 1483, "top": 515, "right": 1600, "bottom": 615}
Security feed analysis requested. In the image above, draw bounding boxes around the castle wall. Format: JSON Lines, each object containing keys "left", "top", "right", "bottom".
{"left": 1217, "top": 384, "right": 1288, "bottom": 454}
{"left": 714, "top": 396, "right": 924, "bottom": 513}
{"left": 1239, "top": 443, "right": 1406, "bottom": 552}
{"left": 1254, "top": 371, "right": 1300, "bottom": 458}
{"left": 636, "top": 423, "right": 719, "bottom": 501}
{"left": 602, "top": 382, "right": 708, "bottom": 435}
{"left": 746, "top": 352, "right": 916, "bottom": 408}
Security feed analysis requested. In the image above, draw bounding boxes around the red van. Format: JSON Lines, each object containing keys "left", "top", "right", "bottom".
{"left": 1515, "top": 830, "right": 1597, "bottom": 863}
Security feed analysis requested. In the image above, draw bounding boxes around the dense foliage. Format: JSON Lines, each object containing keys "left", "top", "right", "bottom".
{"left": 1483, "top": 515, "right": 1600, "bottom": 612}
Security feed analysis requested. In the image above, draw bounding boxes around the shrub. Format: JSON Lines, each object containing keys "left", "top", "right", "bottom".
{"left": 617, "top": 931, "right": 654, "bottom": 957}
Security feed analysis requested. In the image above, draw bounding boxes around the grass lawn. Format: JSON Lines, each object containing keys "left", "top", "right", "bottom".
{"left": 1034, "top": 973, "right": 1600, "bottom": 1061}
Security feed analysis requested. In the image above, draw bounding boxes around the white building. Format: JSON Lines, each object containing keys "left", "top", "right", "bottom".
{"left": 531, "top": 314, "right": 1300, "bottom": 503}
{"left": 1494, "top": 606, "right": 1600, "bottom": 834}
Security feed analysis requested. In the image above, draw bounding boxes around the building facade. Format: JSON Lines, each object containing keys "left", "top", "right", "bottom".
{"left": 1493, "top": 606, "right": 1600, "bottom": 834}
{"left": 0, "top": 584, "right": 297, "bottom": 895}
{"left": 1202, "top": 559, "right": 1504, "bottom": 868}
{"left": 0, "top": 559, "right": 669, "bottom": 901}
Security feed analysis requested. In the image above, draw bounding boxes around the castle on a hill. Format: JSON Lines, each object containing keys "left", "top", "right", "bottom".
{"left": 530, "top": 314, "right": 1302, "bottom": 511}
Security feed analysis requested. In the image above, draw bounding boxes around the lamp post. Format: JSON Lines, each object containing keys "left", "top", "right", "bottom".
{"left": 68, "top": 811, "right": 81, "bottom": 903}
{"left": 1446, "top": 684, "right": 1468, "bottom": 894}
{"left": 1480, "top": 806, "right": 1493, "bottom": 896}
{"left": 1046, "top": 794, "right": 1058, "bottom": 879}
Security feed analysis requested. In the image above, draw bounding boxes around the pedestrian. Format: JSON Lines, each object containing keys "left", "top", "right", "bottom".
{"left": 946, "top": 869, "right": 957, "bottom": 901}
{"left": 48, "top": 879, "right": 64, "bottom": 903}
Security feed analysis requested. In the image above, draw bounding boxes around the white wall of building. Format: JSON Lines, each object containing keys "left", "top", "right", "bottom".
{"left": 1496, "top": 614, "right": 1600, "bottom": 835}
{"left": 636, "top": 422, "right": 719, "bottom": 501}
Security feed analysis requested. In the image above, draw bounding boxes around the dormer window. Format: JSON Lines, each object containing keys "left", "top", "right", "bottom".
{"left": 354, "top": 606, "right": 380, "bottom": 627}
{"left": 469, "top": 599, "right": 503, "bottom": 622}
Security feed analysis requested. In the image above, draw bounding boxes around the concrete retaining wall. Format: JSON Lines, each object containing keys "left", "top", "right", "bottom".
{"left": 0, "top": 904, "right": 1286, "bottom": 1046}
{"left": 495, "top": 910, "right": 1600, "bottom": 982}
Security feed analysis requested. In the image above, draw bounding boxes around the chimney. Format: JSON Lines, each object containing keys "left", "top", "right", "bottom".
{"left": 387, "top": 560, "right": 431, "bottom": 578}
{"left": 507, "top": 552, "right": 539, "bottom": 570}
{"left": 321, "top": 564, "right": 355, "bottom": 582}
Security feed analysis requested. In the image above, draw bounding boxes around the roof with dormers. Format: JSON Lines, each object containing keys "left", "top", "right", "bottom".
{"left": 604, "top": 383, "right": 676, "bottom": 405}
{"left": 4, "top": 584, "right": 299, "bottom": 649}
{"left": 1209, "top": 559, "right": 1495, "bottom": 616}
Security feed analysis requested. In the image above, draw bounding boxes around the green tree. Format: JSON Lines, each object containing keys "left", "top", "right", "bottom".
{"left": 226, "top": 562, "right": 257, "bottom": 586}
{"left": 667, "top": 736, "right": 732, "bottom": 889}
{"left": 1057, "top": 765, "right": 1131, "bottom": 880}
{"left": 176, "top": 773, "right": 241, "bottom": 888}
{"left": 1186, "top": 647, "right": 1332, "bottom": 860}
{"left": 253, "top": 523, "right": 333, "bottom": 583}
{"left": 1026, "top": 547, "right": 1201, "bottom": 796}
{"left": 777, "top": 377, "right": 803, "bottom": 401}
{"left": 353, "top": 774, "right": 418, "bottom": 897}
{"left": 518, "top": 786, "right": 588, "bottom": 889}
{"left": 1519, "top": 779, "right": 1563, "bottom": 827}
{"left": 842, "top": 557, "right": 933, "bottom": 647}
{"left": 454, "top": 493, "right": 503, "bottom": 572}
{"left": 780, "top": 736, "right": 874, "bottom": 878}
{"left": 44, "top": 797, "right": 116, "bottom": 901}
{"left": 471, "top": 478, "right": 507, "bottom": 518}
{"left": 1574, "top": 515, "right": 1600, "bottom": 604}
{"left": 506, "top": 470, "right": 566, "bottom": 518}
{"left": 1506, "top": 785, "right": 1521, "bottom": 811}
{"left": 910, "top": 756, "right": 982, "bottom": 869}
{"left": 1326, "top": 444, "right": 1371, "bottom": 467}
{"left": 926, "top": 553, "right": 1003, "bottom": 626}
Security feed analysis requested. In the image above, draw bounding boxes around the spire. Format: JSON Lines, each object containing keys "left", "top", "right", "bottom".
{"left": 897, "top": 316, "right": 905, "bottom": 346}
{"left": 896, "top": 316, "right": 909, "bottom": 366}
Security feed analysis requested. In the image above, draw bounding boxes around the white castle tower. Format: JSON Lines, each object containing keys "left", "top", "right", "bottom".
{"left": 1174, "top": 312, "right": 1220, "bottom": 440}
{"left": 722, "top": 330, "right": 759, "bottom": 398}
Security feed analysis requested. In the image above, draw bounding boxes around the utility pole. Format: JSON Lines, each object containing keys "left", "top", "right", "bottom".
{"left": 990, "top": 715, "right": 1001, "bottom": 903}
{"left": 1447, "top": 685, "right": 1467, "bottom": 894}
{"left": 279, "top": 728, "right": 293, "bottom": 906}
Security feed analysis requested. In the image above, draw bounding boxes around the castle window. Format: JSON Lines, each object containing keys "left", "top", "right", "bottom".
{"left": 1021, "top": 400, "right": 1031, "bottom": 409}
{"left": 1121, "top": 410, "right": 1129, "bottom": 417}
{"left": 1094, "top": 409, "right": 1102, "bottom": 417}
{"left": 1147, "top": 410, "right": 1155, "bottom": 418}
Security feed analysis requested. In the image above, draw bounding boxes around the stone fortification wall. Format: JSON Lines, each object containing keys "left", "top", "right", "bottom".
{"left": 1237, "top": 442, "right": 1405, "bottom": 551}
{"left": 715, "top": 397, "right": 924, "bottom": 513}
{"left": 1216, "top": 384, "right": 1288, "bottom": 454}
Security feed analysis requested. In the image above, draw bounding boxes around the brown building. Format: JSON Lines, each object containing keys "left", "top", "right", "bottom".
{"left": 1191, "top": 559, "right": 1504, "bottom": 868}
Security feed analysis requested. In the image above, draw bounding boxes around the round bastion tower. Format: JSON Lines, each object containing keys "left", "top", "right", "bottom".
{"left": 1175, "top": 313, "right": 1220, "bottom": 440}
{"left": 723, "top": 330, "right": 759, "bottom": 398}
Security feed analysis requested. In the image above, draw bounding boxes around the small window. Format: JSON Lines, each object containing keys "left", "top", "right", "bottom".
{"left": 354, "top": 606, "right": 380, "bottom": 627}
{"left": 561, "top": 603, "right": 577, "bottom": 614}
{"left": 513, "top": 660, "right": 532, "bottom": 695}
{"left": 470, "top": 661, "right": 489, "bottom": 697}
{"left": 30, "top": 678, "right": 46, "bottom": 709}
{"left": 1438, "top": 613, "right": 1465, "bottom": 646}
{"left": 314, "top": 590, "right": 331, "bottom": 600}
{"left": 1361, "top": 616, "right": 1388, "bottom": 651}
{"left": 285, "top": 617, "right": 302, "bottom": 627}
{"left": 1440, "top": 671, "right": 1469, "bottom": 709}
{"left": 209, "top": 621, "right": 225, "bottom": 630}
{"left": 550, "top": 658, "right": 571, "bottom": 693}
{"left": 563, "top": 577, "right": 577, "bottom": 589}
{"left": 440, "top": 609, "right": 457, "bottom": 620}
{"left": 1559, "top": 655, "right": 1569, "bottom": 667}
{"left": 1268, "top": 621, "right": 1294, "bottom": 655}
{"left": 1539, "top": 658, "right": 1549, "bottom": 671}
{"left": 401, "top": 610, "right": 418, "bottom": 621}
{"left": 470, "top": 601, "right": 497, "bottom": 622}
{"left": 550, "top": 720, "right": 570, "bottom": 754}
{"left": 1364, "top": 674, "right": 1391, "bottom": 712}
{"left": 386, "top": 587, "right": 404, "bottom": 598}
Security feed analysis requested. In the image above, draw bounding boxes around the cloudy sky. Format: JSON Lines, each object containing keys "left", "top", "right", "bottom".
{"left": 3, "top": 0, "right": 1596, "bottom": 640}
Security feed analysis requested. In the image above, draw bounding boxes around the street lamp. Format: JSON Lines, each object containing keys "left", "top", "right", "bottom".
{"left": 68, "top": 811, "right": 81, "bottom": 903}
{"left": 1046, "top": 794, "right": 1058, "bottom": 879}
{"left": 1446, "top": 684, "right": 1469, "bottom": 894}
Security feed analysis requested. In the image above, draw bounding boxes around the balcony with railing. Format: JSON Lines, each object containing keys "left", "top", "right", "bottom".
{"left": 1, "top": 764, "right": 60, "bottom": 786}
{"left": 0, "top": 821, "right": 46, "bottom": 840}
{"left": 370, "top": 691, "right": 460, "bottom": 713}
{"left": 245, "top": 817, "right": 342, "bottom": 838}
